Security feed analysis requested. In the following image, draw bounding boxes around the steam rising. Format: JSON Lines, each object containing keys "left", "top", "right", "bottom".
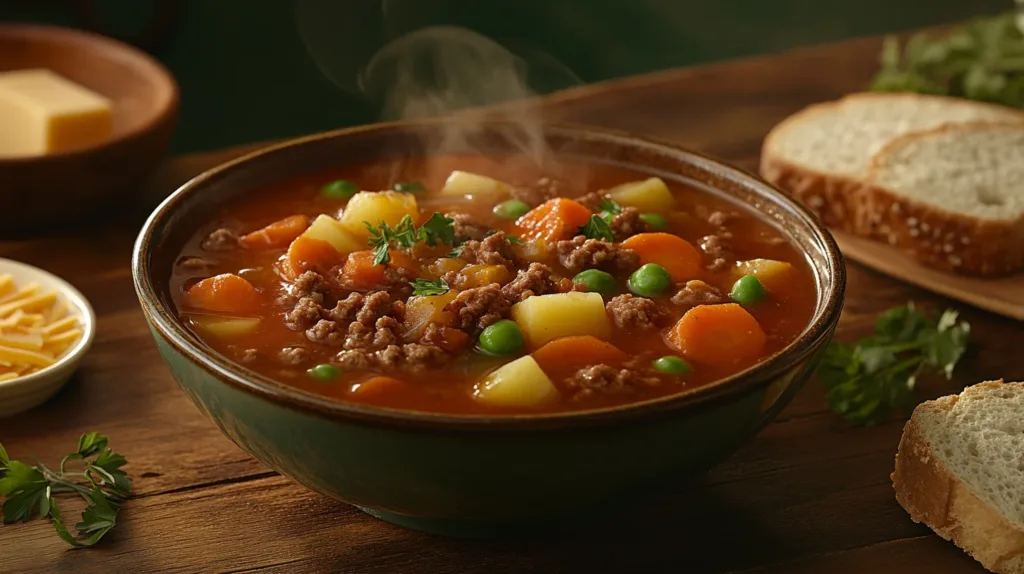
{"left": 296, "top": 1, "right": 584, "bottom": 173}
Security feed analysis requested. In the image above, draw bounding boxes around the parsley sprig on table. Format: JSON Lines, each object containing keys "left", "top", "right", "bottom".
{"left": 366, "top": 213, "right": 458, "bottom": 265}
{"left": 0, "top": 432, "right": 131, "bottom": 547}
{"left": 818, "top": 303, "right": 971, "bottom": 426}
{"left": 869, "top": 12, "right": 1024, "bottom": 107}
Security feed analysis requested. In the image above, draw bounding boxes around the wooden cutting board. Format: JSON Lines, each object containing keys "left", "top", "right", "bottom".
{"left": 832, "top": 229, "right": 1024, "bottom": 321}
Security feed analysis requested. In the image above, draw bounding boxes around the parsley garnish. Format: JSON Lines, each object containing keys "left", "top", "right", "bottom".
{"left": 818, "top": 303, "right": 971, "bottom": 426}
{"left": 869, "top": 12, "right": 1024, "bottom": 107}
{"left": 0, "top": 432, "right": 132, "bottom": 547}
{"left": 578, "top": 215, "right": 615, "bottom": 242}
{"left": 419, "top": 213, "right": 456, "bottom": 247}
{"left": 409, "top": 278, "right": 449, "bottom": 296}
{"left": 446, "top": 245, "right": 464, "bottom": 259}
{"left": 597, "top": 197, "right": 622, "bottom": 214}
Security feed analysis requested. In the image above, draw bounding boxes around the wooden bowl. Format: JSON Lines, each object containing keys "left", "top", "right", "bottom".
{"left": 0, "top": 24, "right": 179, "bottom": 233}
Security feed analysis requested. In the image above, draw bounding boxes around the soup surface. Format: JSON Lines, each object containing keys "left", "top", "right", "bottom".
{"left": 171, "top": 155, "right": 817, "bottom": 414}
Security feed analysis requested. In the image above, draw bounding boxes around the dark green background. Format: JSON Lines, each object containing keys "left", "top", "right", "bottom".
{"left": 0, "top": 0, "right": 1008, "bottom": 153}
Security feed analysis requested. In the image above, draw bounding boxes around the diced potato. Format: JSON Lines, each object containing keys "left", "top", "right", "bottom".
{"left": 190, "top": 316, "right": 261, "bottom": 337}
{"left": 457, "top": 264, "right": 511, "bottom": 288}
{"left": 422, "top": 257, "right": 467, "bottom": 281}
{"left": 402, "top": 291, "right": 458, "bottom": 338}
{"left": 733, "top": 259, "right": 796, "bottom": 293}
{"left": 299, "top": 214, "right": 364, "bottom": 254}
{"left": 440, "top": 171, "right": 510, "bottom": 199}
{"left": 472, "top": 355, "right": 560, "bottom": 408}
{"left": 340, "top": 191, "right": 419, "bottom": 238}
{"left": 607, "top": 177, "right": 674, "bottom": 212}
{"left": 511, "top": 292, "right": 612, "bottom": 347}
{"left": 513, "top": 239, "right": 554, "bottom": 264}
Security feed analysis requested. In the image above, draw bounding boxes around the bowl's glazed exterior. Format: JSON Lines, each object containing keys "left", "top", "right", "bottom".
{"left": 133, "top": 120, "right": 845, "bottom": 537}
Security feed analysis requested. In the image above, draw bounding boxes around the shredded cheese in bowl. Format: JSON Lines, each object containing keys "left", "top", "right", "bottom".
{"left": 0, "top": 273, "right": 83, "bottom": 382}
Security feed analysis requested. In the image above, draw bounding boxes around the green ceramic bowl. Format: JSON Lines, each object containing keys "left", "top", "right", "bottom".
{"left": 132, "top": 120, "right": 845, "bottom": 537}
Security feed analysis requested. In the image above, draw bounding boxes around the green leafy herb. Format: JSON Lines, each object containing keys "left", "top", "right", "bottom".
{"left": 818, "top": 303, "right": 971, "bottom": 425}
{"left": 597, "top": 197, "right": 622, "bottom": 214}
{"left": 446, "top": 245, "right": 464, "bottom": 259}
{"left": 505, "top": 235, "right": 524, "bottom": 245}
{"left": 869, "top": 12, "right": 1024, "bottom": 107}
{"left": 0, "top": 433, "right": 131, "bottom": 547}
{"left": 365, "top": 216, "right": 419, "bottom": 265}
{"left": 419, "top": 213, "right": 456, "bottom": 247}
{"left": 409, "top": 278, "right": 450, "bottom": 297}
{"left": 578, "top": 215, "right": 615, "bottom": 242}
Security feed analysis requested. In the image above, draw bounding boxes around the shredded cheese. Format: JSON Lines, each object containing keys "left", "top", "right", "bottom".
{"left": 0, "top": 274, "right": 82, "bottom": 382}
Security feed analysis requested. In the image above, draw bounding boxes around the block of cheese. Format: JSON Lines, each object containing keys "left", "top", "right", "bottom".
{"left": 0, "top": 69, "right": 113, "bottom": 157}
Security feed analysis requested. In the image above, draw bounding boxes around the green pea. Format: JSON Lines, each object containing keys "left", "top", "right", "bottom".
{"left": 321, "top": 179, "right": 358, "bottom": 199}
{"left": 573, "top": 269, "right": 618, "bottom": 296}
{"left": 627, "top": 263, "right": 672, "bottom": 297}
{"left": 493, "top": 199, "right": 531, "bottom": 220}
{"left": 730, "top": 274, "right": 767, "bottom": 306}
{"left": 307, "top": 363, "right": 341, "bottom": 381}
{"left": 638, "top": 213, "right": 667, "bottom": 230}
{"left": 393, "top": 181, "right": 424, "bottom": 192}
{"left": 653, "top": 356, "right": 692, "bottom": 375}
{"left": 477, "top": 319, "right": 525, "bottom": 356}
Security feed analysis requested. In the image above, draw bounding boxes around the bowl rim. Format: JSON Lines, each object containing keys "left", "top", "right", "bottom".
{"left": 0, "top": 257, "right": 97, "bottom": 391}
{"left": 0, "top": 23, "right": 180, "bottom": 164}
{"left": 133, "top": 118, "right": 845, "bottom": 432}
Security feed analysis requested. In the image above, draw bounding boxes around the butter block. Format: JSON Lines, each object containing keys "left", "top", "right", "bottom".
{"left": 0, "top": 69, "right": 113, "bottom": 157}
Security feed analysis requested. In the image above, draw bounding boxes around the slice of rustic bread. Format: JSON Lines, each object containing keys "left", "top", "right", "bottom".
{"left": 863, "top": 123, "right": 1024, "bottom": 275}
{"left": 759, "top": 92, "right": 1024, "bottom": 233}
{"left": 892, "top": 380, "right": 1024, "bottom": 574}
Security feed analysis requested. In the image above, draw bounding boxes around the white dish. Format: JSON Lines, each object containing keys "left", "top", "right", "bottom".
{"left": 0, "top": 258, "right": 95, "bottom": 418}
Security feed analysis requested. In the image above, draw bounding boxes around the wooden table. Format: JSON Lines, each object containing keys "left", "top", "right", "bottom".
{"left": 2, "top": 33, "right": 1020, "bottom": 574}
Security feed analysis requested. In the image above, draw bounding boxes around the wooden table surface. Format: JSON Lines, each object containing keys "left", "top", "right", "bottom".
{"left": 2, "top": 32, "right": 1021, "bottom": 574}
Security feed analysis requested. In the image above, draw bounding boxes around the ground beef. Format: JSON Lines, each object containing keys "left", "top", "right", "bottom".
{"left": 228, "top": 346, "right": 258, "bottom": 364}
{"left": 574, "top": 191, "right": 606, "bottom": 211}
{"left": 278, "top": 347, "right": 309, "bottom": 366}
{"left": 284, "top": 297, "right": 324, "bottom": 330}
{"left": 277, "top": 270, "right": 331, "bottom": 307}
{"left": 671, "top": 280, "right": 727, "bottom": 307}
{"left": 305, "top": 319, "right": 347, "bottom": 346}
{"left": 706, "top": 210, "right": 738, "bottom": 227}
{"left": 448, "top": 212, "right": 490, "bottom": 242}
{"left": 565, "top": 365, "right": 661, "bottom": 400}
{"left": 201, "top": 228, "right": 239, "bottom": 251}
{"left": 605, "top": 294, "right": 665, "bottom": 330}
{"left": 608, "top": 207, "right": 648, "bottom": 240}
{"left": 327, "top": 292, "right": 403, "bottom": 325}
{"left": 510, "top": 177, "right": 565, "bottom": 206}
{"left": 300, "top": 292, "right": 406, "bottom": 350}
{"left": 501, "top": 263, "right": 559, "bottom": 303}
{"left": 443, "top": 284, "right": 509, "bottom": 331}
{"left": 699, "top": 234, "right": 733, "bottom": 273}
{"left": 556, "top": 236, "right": 639, "bottom": 274}
{"left": 383, "top": 265, "right": 415, "bottom": 298}
{"left": 557, "top": 278, "right": 588, "bottom": 293}
{"left": 334, "top": 343, "right": 450, "bottom": 372}
{"left": 458, "top": 232, "right": 518, "bottom": 269}
{"left": 421, "top": 323, "right": 471, "bottom": 353}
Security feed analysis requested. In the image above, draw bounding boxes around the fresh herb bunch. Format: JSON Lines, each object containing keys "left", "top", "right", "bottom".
{"left": 818, "top": 303, "right": 971, "bottom": 425}
{"left": 870, "top": 12, "right": 1024, "bottom": 107}
{"left": 0, "top": 432, "right": 132, "bottom": 547}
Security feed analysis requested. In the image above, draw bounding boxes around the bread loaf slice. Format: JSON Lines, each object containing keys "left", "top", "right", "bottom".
{"left": 863, "top": 123, "right": 1024, "bottom": 275}
{"left": 760, "top": 93, "right": 1024, "bottom": 233}
{"left": 892, "top": 380, "right": 1024, "bottom": 574}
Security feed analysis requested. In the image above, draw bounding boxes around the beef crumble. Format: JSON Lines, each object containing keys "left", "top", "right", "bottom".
{"left": 556, "top": 236, "right": 639, "bottom": 274}
{"left": 565, "top": 365, "right": 661, "bottom": 400}
{"left": 458, "top": 231, "right": 518, "bottom": 269}
{"left": 574, "top": 191, "right": 606, "bottom": 212}
{"left": 278, "top": 270, "right": 331, "bottom": 306}
{"left": 443, "top": 284, "right": 510, "bottom": 331}
{"left": 278, "top": 347, "right": 310, "bottom": 366}
{"left": 608, "top": 207, "right": 648, "bottom": 240}
{"left": 671, "top": 280, "right": 727, "bottom": 307}
{"left": 605, "top": 294, "right": 665, "bottom": 330}
{"left": 448, "top": 212, "right": 491, "bottom": 242}
{"left": 510, "top": 177, "right": 565, "bottom": 206}
{"left": 202, "top": 228, "right": 239, "bottom": 251}
{"left": 700, "top": 234, "right": 734, "bottom": 273}
{"left": 501, "top": 262, "right": 559, "bottom": 303}
{"left": 335, "top": 343, "right": 450, "bottom": 372}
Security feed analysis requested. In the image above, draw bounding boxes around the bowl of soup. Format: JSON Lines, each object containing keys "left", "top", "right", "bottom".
{"left": 132, "top": 119, "right": 844, "bottom": 537}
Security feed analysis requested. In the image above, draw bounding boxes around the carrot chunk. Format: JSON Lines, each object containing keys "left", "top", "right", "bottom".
{"left": 515, "top": 198, "right": 593, "bottom": 242}
{"left": 621, "top": 232, "right": 702, "bottom": 282}
{"left": 340, "top": 250, "right": 419, "bottom": 291}
{"left": 532, "top": 335, "right": 628, "bottom": 380}
{"left": 350, "top": 376, "right": 410, "bottom": 403}
{"left": 283, "top": 236, "right": 345, "bottom": 279}
{"left": 667, "top": 303, "right": 766, "bottom": 366}
{"left": 185, "top": 273, "right": 261, "bottom": 315}
{"left": 240, "top": 215, "right": 310, "bottom": 249}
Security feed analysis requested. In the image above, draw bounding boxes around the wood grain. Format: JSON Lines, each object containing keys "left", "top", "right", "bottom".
{"left": 0, "top": 32, "right": 1018, "bottom": 573}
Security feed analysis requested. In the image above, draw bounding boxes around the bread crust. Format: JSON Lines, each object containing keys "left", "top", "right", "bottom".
{"left": 760, "top": 94, "right": 1024, "bottom": 275}
{"left": 892, "top": 380, "right": 1024, "bottom": 574}
{"left": 861, "top": 122, "right": 1024, "bottom": 276}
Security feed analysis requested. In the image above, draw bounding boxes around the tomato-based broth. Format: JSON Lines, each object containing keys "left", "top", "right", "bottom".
{"left": 170, "top": 155, "right": 817, "bottom": 415}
